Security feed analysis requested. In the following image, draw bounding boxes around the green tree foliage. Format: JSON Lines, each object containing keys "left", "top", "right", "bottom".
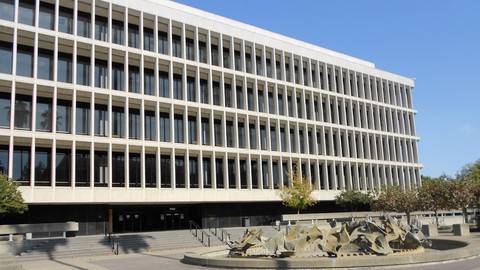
{"left": 372, "top": 185, "right": 421, "bottom": 225}
{"left": 335, "top": 189, "right": 373, "bottom": 212}
{"left": 0, "top": 174, "right": 28, "bottom": 219}
{"left": 419, "top": 175, "right": 451, "bottom": 226}
{"left": 448, "top": 178, "right": 475, "bottom": 223}
{"left": 279, "top": 167, "right": 317, "bottom": 215}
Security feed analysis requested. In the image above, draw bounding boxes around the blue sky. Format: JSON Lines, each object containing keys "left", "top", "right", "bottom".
{"left": 173, "top": 0, "right": 480, "bottom": 178}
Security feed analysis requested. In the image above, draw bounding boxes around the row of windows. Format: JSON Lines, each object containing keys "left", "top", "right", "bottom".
{"left": 0, "top": 92, "right": 418, "bottom": 162}
{"left": 0, "top": 144, "right": 420, "bottom": 190}
{"left": 0, "top": 41, "right": 415, "bottom": 135}
{"left": 0, "top": 0, "right": 413, "bottom": 108}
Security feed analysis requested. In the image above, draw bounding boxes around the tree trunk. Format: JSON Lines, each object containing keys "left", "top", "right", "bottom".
{"left": 463, "top": 207, "right": 468, "bottom": 223}
{"left": 434, "top": 209, "right": 439, "bottom": 227}
{"left": 406, "top": 212, "right": 411, "bottom": 225}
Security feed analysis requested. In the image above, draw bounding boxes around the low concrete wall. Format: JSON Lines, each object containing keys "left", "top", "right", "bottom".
{"left": 0, "top": 222, "right": 79, "bottom": 241}
{"left": 422, "top": 224, "right": 438, "bottom": 237}
{"left": 453, "top": 224, "right": 470, "bottom": 236}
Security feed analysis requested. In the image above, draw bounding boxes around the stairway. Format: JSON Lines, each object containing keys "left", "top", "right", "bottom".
{"left": 0, "top": 253, "right": 23, "bottom": 270}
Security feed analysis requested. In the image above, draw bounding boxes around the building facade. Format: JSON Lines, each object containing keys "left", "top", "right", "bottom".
{"left": 0, "top": 0, "right": 421, "bottom": 234}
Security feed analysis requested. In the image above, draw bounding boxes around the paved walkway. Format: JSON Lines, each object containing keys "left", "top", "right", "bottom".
{"left": 20, "top": 234, "right": 480, "bottom": 270}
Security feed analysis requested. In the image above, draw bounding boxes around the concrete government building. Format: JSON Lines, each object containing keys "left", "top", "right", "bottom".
{"left": 0, "top": 0, "right": 421, "bottom": 235}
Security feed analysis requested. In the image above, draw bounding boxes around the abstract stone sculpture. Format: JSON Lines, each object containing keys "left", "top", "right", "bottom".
{"left": 227, "top": 215, "right": 431, "bottom": 258}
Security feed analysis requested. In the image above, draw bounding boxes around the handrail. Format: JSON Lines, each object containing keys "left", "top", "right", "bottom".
{"left": 104, "top": 224, "right": 119, "bottom": 255}
{"left": 189, "top": 220, "right": 211, "bottom": 247}
{"left": 209, "top": 226, "right": 231, "bottom": 243}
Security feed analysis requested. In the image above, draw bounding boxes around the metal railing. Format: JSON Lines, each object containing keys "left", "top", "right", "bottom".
{"left": 104, "top": 224, "right": 119, "bottom": 255}
{"left": 209, "top": 226, "right": 231, "bottom": 243}
{"left": 189, "top": 220, "right": 211, "bottom": 247}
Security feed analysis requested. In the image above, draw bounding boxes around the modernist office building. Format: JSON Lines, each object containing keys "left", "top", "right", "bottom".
{"left": 0, "top": 0, "right": 421, "bottom": 234}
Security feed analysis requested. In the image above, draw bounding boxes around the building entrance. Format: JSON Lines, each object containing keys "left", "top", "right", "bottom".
{"left": 161, "top": 207, "right": 185, "bottom": 230}
{"left": 116, "top": 212, "right": 142, "bottom": 233}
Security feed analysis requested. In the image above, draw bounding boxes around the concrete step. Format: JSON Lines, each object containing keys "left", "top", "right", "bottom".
{"left": 0, "top": 253, "right": 23, "bottom": 270}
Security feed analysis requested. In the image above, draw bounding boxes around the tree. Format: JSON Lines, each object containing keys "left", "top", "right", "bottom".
{"left": 448, "top": 178, "right": 475, "bottom": 223}
{"left": 0, "top": 174, "right": 28, "bottom": 219}
{"left": 372, "top": 185, "right": 421, "bottom": 225}
{"left": 418, "top": 175, "right": 451, "bottom": 226}
{"left": 335, "top": 189, "right": 373, "bottom": 212}
{"left": 279, "top": 167, "right": 317, "bottom": 215}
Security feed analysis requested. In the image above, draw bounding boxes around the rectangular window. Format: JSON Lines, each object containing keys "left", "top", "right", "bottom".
{"left": 240, "top": 159, "right": 247, "bottom": 189}
{"left": 0, "top": 92, "right": 10, "bottom": 128}
{"left": 201, "top": 117, "right": 210, "bottom": 145}
{"left": 172, "top": 34, "right": 181, "bottom": 58}
{"left": 226, "top": 120, "right": 234, "bottom": 147}
{"left": 200, "top": 79, "right": 208, "bottom": 104}
{"left": 0, "top": 41, "right": 12, "bottom": 74}
{"left": 266, "top": 58, "right": 272, "bottom": 78}
{"left": 247, "top": 88, "right": 254, "bottom": 111}
{"left": 270, "top": 127, "right": 277, "bottom": 151}
{"left": 75, "top": 149, "right": 90, "bottom": 187}
{"left": 37, "top": 49, "right": 54, "bottom": 80}
{"left": 225, "top": 84, "right": 232, "bottom": 108}
{"left": 175, "top": 156, "right": 184, "bottom": 188}
{"left": 212, "top": 81, "right": 221, "bottom": 106}
{"left": 36, "top": 97, "right": 52, "bottom": 132}
{"left": 76, "top": 102, "right": 90, "bottom": 135}
{"left": 278, "top": 94, "right": 284, "bottom": 115}
{"left": 112, "top": 63, "right": 124, "bottom": 91}
{"left": 290, "top": 129, "right": 296, "bottom": 153}
{"left": 268, "top": 92, "right": 274, "bottom": 114}
{"left": 287, "top": 96, "right": 293, "bottom": 117}
{"left": 144, "top": 69, "right": 155, "bottom": 95}
{"left": 112, "top": 20, "right": 124, "bottom": 45}
{"left": 199, "top": 41, "right": 207, "bottom": 63}
{"left": 129, "top": 109, "right": 140, "bottom": 139}
{"left": 299, "top": 130, "right": 305, "bottom": 153}
{"left": 238, "top": 122, "right": 245, "bottom": 148}
{"left": 228, "top": 159, "right": 236, "bottom": 189}
{"left": 272, "top": 161, "right": 279, "bottom": 189}
{"left": 14, "top": 94, "right": 32, "bottom": 130}
{"left": 215, "top": 158, "right": 223, "bottom": 188}
{"left": 94, "top": 151, "right": 108, "bottom": 187}
{"left": 56, "top": 100, "right": 72, "bottom": 133}
{"left": 112, "top": 106, "right": 124, "bottom": 138}
{"left": 13, "top": 146, "right": 30, "bottom": 186}
{"left": 262, "top": 161, "right": 269, "bottom": 189}
{"left": 260, "top": 125, "right": 267, "bottom": 150}
{"left": 282, "top": 162, "right": 288, "bottom": 187}
{"left": 187, "top": 77, "right": 196, "bottom": 102}
{"left": 211, "top": 44, "right": 219, "bottom": 66}
{"left": 145, "top": 154, "right": 156, "bottom": 188}
{"left": 186, "top": 38, "right": 194, "bottom": 61}
{"left": 159, "top": 71, "right": 169, "bottom": 98}
{"left": 128, "top": 23, "right": 140, "bottom": 48}
{"left": 129, "top": 153, "right": 141, "bottom": 187}
{"left": 158, "top": 31, "right": 168, "bottom": 55}
{"left": 95, "top": 15, "right": 108, "bottom": 41}
{"left": 128, "top": 66, "right": 140, "bottom": 93}
{"left": 77, "top": 11, "right": 91, "bottom": 38}
{"left": 223, "top": 47, "right": 230, "bottom": 68}
{"left": 18, "top": 0, "right": 34, "bottom": 26}
{"left": 159, "top": 112, "right": 170, "bottom": 142}
{"left": 144, "top": 110, "right": 156, "bottom": 141}
{"left": 95, "top": 59, "right": 108, "bottom": 88}
{"left": 214, "top": 119, "right": 222, "bottom": 146}
{"left": 174, "top": 114, "right": 184, "bottom": 143}
{"left": 203, "top": 157, "right": 211, "bottom": 188}
{"left": 258, "top": 91, "right": 265, "bottom": 113}
{"left": 249, "top": 123, "right": 256, "bottom": 149}
{"left": 280, "top": 128, "right": 286, "bottom": 152}
{"left": 17, "top": 45, "right": 33, "bottom": 77}
{"left": 94, "top": 104, "right": 108, "bottom": 136}
{"left": 245, "top": 53, "right": 252, "bottom": 74}
{"left": 297, "top": 97, "right": 303, "bottom": 118}
{"left": 58, "top": 7, "right": 73, "bottom": 34}
{"left": 236, "top": 86, "right": 243, "bottom": 109}
{"left": 58, "top": 53, "right": 72, "bottom": 83}
{"left": 112, "top": 152, "right": 125, "bottom": 187}
{"left": 39, "top": 2, "right": 54, "bottom": 30}
{"left": 160, "top": 154, "right": 171, "bottom": 188}
{"left": 256, "top": 56, "right": 263, "bottom": 76}
{"left": 77, "top": 56, "right": 91, "bottom": 86}
{"left": 189, "top": 157, "right": 198, "bottom": 188}
{"left": 144, "top": 28, "right": 154, "bottom": 52}
{"left": 173, "top": 74, "right": 182, "bottom": 100}
{"left": 55, "top": 149, "right": 71, "bottom": 186}
{"left": 234, "top": 50, "right": 241, "bottom": 71}
{"left": 188, "top": 116, "right": 197, "bottom": 144}
{"left": 35, "top": 147, "right": 51, "bottom": 186}
{"left": 0, "top": 0, "right": 15, "bottom": 22}
{"left": 251, "top": 160, "right": 258, "bottom": 189}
